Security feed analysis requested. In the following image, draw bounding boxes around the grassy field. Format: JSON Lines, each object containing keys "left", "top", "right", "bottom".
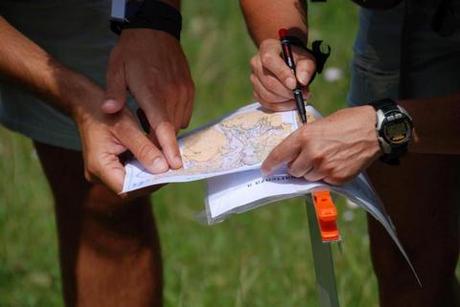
{"left": 0, "top": 1, "right": 385, "bottom": 306}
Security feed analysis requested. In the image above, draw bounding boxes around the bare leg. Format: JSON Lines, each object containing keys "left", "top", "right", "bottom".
{"left": 34, "top": 141, "right": 163, "bottom": 307}
{"left": 367, "top": 153, "right": 459, "bottom": 307}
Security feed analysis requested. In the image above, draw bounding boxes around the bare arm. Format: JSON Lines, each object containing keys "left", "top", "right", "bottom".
{"left": 240, "top": 1, "right": 460, "bottom": 184}
{"left": 0, "top": 16, "right": 167, "bottom": 193}
{"left": 240, "top": 0, "right": 315, "bottom": 110}
{"left": 261, "top": 95, "right": 460, "bottom": 185}
{"left": 102, "top": 0, "right": 194, "bottom": 171}
{"left": 240, "top": 0, "right": 308, "bottom": 45}
{"left": 0, "top": 16, "right": 96, "bottom": 116}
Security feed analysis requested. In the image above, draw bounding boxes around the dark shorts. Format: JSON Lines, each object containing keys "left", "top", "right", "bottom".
{"left": 348, "top": 1, "right": 460, "bottom": 105}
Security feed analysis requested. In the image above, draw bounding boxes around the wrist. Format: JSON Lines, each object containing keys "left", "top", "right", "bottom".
{"left": 111, "top": 0, "right": 182, "bottom": 40}
{"left": 62, "top": 71, "right": 104, "bottom": 124}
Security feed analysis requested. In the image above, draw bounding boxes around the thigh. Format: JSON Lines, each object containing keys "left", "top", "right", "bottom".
{"left": 367, "top": 153, "right": 460, "bottom": 307}
{"left": 33, "top": 141, "right": 162, "bottom": 306}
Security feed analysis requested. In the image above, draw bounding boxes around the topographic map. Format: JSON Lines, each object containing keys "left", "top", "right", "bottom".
{"left": 122, "top": 102, "right": 316, "bottom": 193}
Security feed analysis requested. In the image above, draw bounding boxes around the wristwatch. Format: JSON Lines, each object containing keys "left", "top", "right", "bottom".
{"left": 369, "top": 98, "right": 413, "bottom": 165}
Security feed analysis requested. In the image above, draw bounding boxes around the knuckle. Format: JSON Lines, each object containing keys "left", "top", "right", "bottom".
{"left": 85, "top": 158, "right": 101, "bottom": 179}
{"left": 137, "top": 143, "right": 157, "bottom": 162}
{"left": 300, "top": 128, "right": 310, "bottom": 142}
{"left": 264, "top": 77, "right": 278, "bottom": 90}
{"left": 250, "top": 56, "right": 258, "bottom": 69}
{"left": 260, "top": 39, "right": 276, "bottom": 51}
{"left": 281, "top": 70, "right": 294, "bottom": 81}
{"left": 261, "top": 52, "right": 275, "bottom": 67}
{"left": 144, "top": 83, "right": 159, "bottom": 98}
{"left": 157, "top": 120, "right": 175, "bottom": 132}
{"left": 84, "top": 169, "right": 94, "bottom": 183}
{"left": 328, "top": 171, "right": 347, "bottom": 185}
{"left": 310, "top": 153, "right": 324, "bottom": 167}
{"left": 288, "top": 166, "right": 302, "bottom": 178}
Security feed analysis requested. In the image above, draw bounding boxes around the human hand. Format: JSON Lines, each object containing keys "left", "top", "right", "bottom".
{"left": 250, "top": 38, "right": 316, "bottom": 111}
{"left": 102, "top": 29, "right": 195, "bottom": 170}
{"left": 73, "top": 84, "right": 169, "bottom": 194}
{"left": 261, "top": 106, "right": 381, "bottom": 185}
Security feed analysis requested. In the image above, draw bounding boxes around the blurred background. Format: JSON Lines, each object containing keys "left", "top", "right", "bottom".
{"left": 0, "top": 1, "right": 387, "bottom": 306}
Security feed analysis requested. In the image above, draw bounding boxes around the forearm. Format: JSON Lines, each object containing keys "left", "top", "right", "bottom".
{"left": 399, "top": 93, "right": 460, "bottom": 154}
{"left": 239, "top": 0, "right": 308, "bottom": 46}
{"left": 0, "top": 17, "right": 101, "bottom": 118}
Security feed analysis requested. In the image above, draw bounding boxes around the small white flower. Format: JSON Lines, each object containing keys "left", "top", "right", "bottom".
{"left": 324, "top": 67, "right": 343, "bottom": 82}
{"left": 343, "top": 210, "right": 354, "bottom": 222}
{"left": 346, "top": 199, "right": 359, "bottom": 209}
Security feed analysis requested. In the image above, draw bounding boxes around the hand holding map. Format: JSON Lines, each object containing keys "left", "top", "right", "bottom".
{"left": 123, "top": 103, "right": 317, "bottom": 192}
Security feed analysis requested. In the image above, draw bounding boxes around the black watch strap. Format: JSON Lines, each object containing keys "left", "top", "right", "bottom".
{"left": 111, "top": 0, "right": 182, "bottom": 40}
{"left": 369, "top": 98, "right": 397, "bottom": 113}
{"left": 380, "top": 145, "right": 407, "bottom": 165}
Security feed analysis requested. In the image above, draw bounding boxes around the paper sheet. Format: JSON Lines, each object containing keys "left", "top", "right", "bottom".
{"left": 205, "top": 169, "right": 421, "bottom": 285}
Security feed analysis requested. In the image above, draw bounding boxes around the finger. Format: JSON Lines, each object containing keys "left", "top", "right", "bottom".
{"left": 103, "top": 51, "right": 127, "bottom": 114}
{"left": 168, "top": 82, "right": 188, "bottom": 132}
{"left": 252, "top": 91, "right": 295, "bottom": 112}
{"left": 181, "top": 81, "right": 195, "bottom": 129}
{"left": 250, "top": 74, "right": 289, "bottom": 104}
{"left": 116, "top": 118, "right": 169, "bottom": 174}
{"left": 260, "top": 49, "right": 297, "bottom": 90}
{"left": 265, "top": 101, "right": 297, "bottom": 112}
{"left": 287, "top": 149, "right": 313, "bottom": 177}
{"left": 173, "top": 100, "right": 184, "bottom": 133}
{"left": 96, "top": 154, "right": 126, "bottom": 193}
{"left": 303, "top": 88, "right": 312, "bottom": 101}
{"left": 304, "top": 168, "right": 326, "bottom": 182}
{"left": 155, "top": 121, "right": 182, "bottom": 169}
{"left": 160, "top": 84, "right": 183, "bottom": 133}
{"left": 295, "top": 56, "right": 316, "bottom": 86}
{"left": 261, "top": 131, "right": 302, "bottom": 175}
{"left": 324, "top": 175, "right": 351, "bottom": 186}
{"left": 182, "top": 94, "right": 194, "bottom": 129}
{"left": 253, "top": 56, "right": 293, "bottom": 99}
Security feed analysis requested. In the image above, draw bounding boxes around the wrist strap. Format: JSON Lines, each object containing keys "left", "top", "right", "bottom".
{"left": 369, "top": 98, "right": 397, "bottom": 113}
{"left": 282, "top": 36, "right": 331, "bottom": 85}
{"left": 111, "top": 0, "right": 182, "bottom": 40}
{"left": 379, "top": 145, "right": 407, "bottom": 165}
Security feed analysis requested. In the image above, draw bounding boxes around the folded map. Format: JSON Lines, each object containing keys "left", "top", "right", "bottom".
{"left": 123, "top": 103, "right": 318, "bottom": 192}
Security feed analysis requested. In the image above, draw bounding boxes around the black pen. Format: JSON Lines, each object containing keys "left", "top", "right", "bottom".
{"left": 279, "top": 28, "right": 307, "bottom": 124}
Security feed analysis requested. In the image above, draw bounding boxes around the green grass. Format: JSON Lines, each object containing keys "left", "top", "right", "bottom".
{"left": 0, "top": 1, "right": 384, "bottom": 306}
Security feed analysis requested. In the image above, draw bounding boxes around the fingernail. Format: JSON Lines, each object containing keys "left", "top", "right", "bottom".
{"left": 299, "top": 73, "right": 309, "bottom": 85}
{"left": 152, "top": 157, "right": 168, "bottom": 173}
{"left": 103, "top": 99, "right": 117, "bottom": 107}
{"left": 261, "top": 166, "right": 271, "bottom": 176}
{"left": 174, "top": 155, "right": 183, "bottom": 168}
{"left": 286, "top": 77, "right": 296, "bottom": 89}
{"left": 102, "top": 99, "right": 119, "bottom": 113}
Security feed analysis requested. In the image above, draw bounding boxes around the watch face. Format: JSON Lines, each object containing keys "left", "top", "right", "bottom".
{"left": 383, "top": 113, "right": 412, "bottom": 145}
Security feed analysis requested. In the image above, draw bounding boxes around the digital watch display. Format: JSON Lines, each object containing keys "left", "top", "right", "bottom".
{"left": 369, "top": 98, "right": 413, "bottom": 165}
